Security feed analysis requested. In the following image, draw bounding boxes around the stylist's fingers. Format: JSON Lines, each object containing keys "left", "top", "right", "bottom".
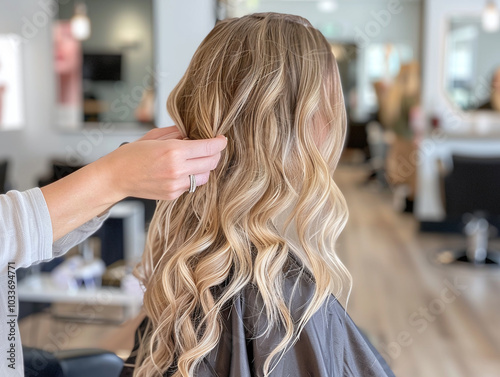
{"left": 138, "top": 126, "right": 182, "bottom": 142}
{"left": 181, "top": 153, "right": 221, "bottom": 177}
{"left": 183, "top": 135, "right": 228, "bottom": 159}
{"left": 111, "top": 133, "right": 226, "bottom": 201}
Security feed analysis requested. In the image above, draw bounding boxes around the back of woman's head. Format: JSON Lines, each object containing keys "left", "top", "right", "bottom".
{"left": 134, "top": 12, "right": 350, "bottom": 377}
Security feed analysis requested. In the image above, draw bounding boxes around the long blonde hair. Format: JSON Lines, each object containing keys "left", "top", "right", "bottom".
{"left": 133, "top": 12, "right": 350, "bottom": 377}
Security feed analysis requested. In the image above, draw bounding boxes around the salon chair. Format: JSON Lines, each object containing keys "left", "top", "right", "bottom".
{"left": 436, "top": 154, "right": 500, "bottom": 265}
{"left": 23, "top": 346, "right": 123, "bottom": 377}
{"left": 366, "top": 121, "right": 389, "bottom": 187}
{"left": 345, "top": 119, "right": 370, "bottom": 156}
{"left": 0, "top": 159, "right": 8, "bottom": 194}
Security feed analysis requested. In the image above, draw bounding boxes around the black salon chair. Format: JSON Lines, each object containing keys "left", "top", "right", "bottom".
{"left": 23, "top": 347, "right": 124, "bottom": 377}
{"left": 0, "top": 159, "right": 8, "bottom": 194}
{"left": 436, "top": 154, "right": 500, "bottom": 265}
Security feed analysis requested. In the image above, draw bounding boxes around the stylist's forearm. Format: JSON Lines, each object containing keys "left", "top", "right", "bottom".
{"left": 41, "top": 158, "right": 122, "bottom": 242}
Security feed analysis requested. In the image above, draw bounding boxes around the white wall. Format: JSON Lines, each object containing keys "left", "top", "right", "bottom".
{"left": 153, "top": 0, "right": 216, "bottom": 128}
{"left": 234, "top": 0, "right": 421, "bottom": 45}
{"left": 232, "top": 0, "right": 422, "bottom": 119}
{"left": 0, "top": 0, "right": 215, "bottom": 191}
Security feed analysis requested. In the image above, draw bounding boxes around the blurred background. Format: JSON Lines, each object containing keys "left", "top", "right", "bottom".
{"left": 1, "top": 0, "right": 500, "bottom": 376}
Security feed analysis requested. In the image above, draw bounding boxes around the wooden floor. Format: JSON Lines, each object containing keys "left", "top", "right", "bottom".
{"left": 335, "top": 165, "right": 500, "bottom": 377}
{"left": 20, "top": 165, "right": 500, "bottom": 376}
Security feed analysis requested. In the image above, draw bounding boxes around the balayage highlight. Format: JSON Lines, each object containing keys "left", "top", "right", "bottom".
{"left": 132, "top": 12, "right": 351, "bottom": 377}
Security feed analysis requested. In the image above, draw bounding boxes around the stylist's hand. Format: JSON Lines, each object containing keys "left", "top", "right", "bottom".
{"left": 100, "top": 126, "right": 227, "bottom": 202}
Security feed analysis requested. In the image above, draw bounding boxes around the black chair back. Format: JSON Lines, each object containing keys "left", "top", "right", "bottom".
{"left": 24, "top": 347, "right": 123, "bottom": 377}
{"left": 0, "top": 159, "right": 8, "bottom": 194}
{"left": 445, "top": 154, "right": 500, "bottom": 218}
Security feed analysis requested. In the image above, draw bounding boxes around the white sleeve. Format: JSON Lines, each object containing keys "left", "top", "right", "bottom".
{"left": 0, "top": 188, "right": 53, "bottom": 269}
{"left": 0, "top": 190, "right": 109, "bottom": 376}
{"left": 52, "top": 210, "right": 109, "bottom": 258}
{"left": 0, "top": 188, "right": 109, "bottom": 269}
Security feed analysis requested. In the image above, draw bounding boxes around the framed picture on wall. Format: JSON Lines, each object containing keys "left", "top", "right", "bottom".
{"left": 0, "top": 34, "right": 25, "bottom": 131}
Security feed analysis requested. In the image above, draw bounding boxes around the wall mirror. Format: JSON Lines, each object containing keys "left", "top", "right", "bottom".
{"left": 55, "top": 0, "right": 155, "bottom": 130}
{"left": 444, "top": 17, "right": 500, "bottom": 113}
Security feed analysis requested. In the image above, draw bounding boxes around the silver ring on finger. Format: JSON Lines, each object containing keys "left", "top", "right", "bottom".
{"left": 188, "top": 174, "right": 197, "bottom": 193}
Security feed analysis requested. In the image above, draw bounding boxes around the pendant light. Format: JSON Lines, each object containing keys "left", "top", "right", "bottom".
{"left": 482, "top": 1, "right": 500, "bottom": 32}
{"left": 71, "top": 3, "right": 91, "bottom": 40}
{"left": 317, "top": 0, "right": 338, "bottom": 13}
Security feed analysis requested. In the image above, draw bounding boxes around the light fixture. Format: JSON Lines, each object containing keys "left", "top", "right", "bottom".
{"left": 71, "top": 3, "right": 91, "bottom": 40}
{"left": 482, "top": 1, "right": 500, "bottom": 33}
{"left": 317, "top": 0, "right": 338, "bottom": 13}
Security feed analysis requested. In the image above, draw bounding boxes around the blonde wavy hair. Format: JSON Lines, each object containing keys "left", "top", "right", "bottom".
{"left": 133, "top": 12, "right": 351, "bottom": 377}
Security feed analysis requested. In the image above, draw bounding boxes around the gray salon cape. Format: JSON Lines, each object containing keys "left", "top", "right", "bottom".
{"left": 120, "top": 255, "right": 395, "bottom": 377}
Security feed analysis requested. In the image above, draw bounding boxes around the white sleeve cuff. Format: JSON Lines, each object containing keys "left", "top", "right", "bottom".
{"left": 52, "top": 210, "right": 110, "bottom": 258}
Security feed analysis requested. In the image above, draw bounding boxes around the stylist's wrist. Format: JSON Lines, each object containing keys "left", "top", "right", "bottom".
{"left": 94, "top": 152, "right": 128, "bottom": 206}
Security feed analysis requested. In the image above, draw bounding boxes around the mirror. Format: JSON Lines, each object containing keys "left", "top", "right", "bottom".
{"left": 444, "top": 17, "right": 500, "bottom": 112}
{"left": 55, "top": 0, "right": 155, "bottom": 130}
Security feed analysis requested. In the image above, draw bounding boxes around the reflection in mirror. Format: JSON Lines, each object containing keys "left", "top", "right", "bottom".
{"left": 0, "top": 35, "right": 25, "bottom": 131}
{"left": 445, "top": 17, "right": 500, "bottom": 112}
{"left": 55, "top": 0, "right": 155, "bottom": 129}
{"left": 362, "top": 43, "right": 413, "bottom": 117}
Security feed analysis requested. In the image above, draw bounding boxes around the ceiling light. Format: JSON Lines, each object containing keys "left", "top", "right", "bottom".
{"left": 482, "top": 1, "right": 500, "bottom": 32}
{"left": 71, "top": 3, "right": 91, "bottom": 41}
{"left": 317, "top": 0, "right": 338, "bottom": 13}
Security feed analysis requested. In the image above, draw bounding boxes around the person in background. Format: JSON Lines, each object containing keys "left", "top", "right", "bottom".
{"left": 377, "top": 61, "right": 421, "bottom": 212}
{"left": 478, "top": 67, "right": 500, "bottom": 111}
